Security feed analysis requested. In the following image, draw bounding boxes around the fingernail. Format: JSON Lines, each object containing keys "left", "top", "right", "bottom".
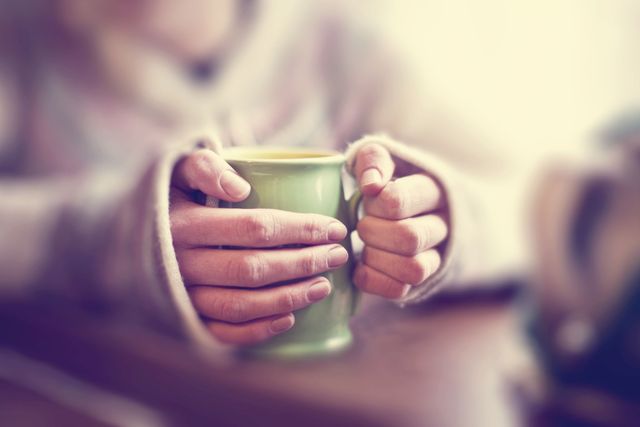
{"left": 328, "top": 221, "right": 347, "bottom": 241}
{"left": 307, "top": 279, "right": 332, "bottom": 302}
{"left": 327, "top": 245, "right": 348, "bottom": 268}
{"left": 270, "top": 315, "right": 294, "bottom": 334}
{"left": 361, "top": 168, "right": 382, "bottom": 187}
{"left": 220, "top": 170, "right": 251, "bottom": 199}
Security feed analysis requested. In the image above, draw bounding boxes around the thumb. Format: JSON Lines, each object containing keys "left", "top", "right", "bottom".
{"left": 353, "top": 143, "right": 395, "bottom": 196}
{"left": 172, "top": 149, "right": 251, "bottom": 202}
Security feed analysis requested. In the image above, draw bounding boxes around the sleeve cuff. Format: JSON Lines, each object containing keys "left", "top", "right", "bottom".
{"left": 152, "top": 134, "right": 223, "bottom": 347}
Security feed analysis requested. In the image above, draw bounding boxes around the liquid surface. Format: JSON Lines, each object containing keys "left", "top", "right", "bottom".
{"left": 229, "top": 152, "right": 333, "bottom": 160}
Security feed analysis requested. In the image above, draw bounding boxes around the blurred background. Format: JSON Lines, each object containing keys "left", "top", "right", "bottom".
{"left": 1, "top": 1, "right": 640, "bottom": 426}
{"left": 378, "top": 0, "right": 640, "bottom": 159}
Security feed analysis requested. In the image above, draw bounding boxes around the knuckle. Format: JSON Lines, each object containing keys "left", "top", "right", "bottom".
{"left": 277, "top": 290, "right": 297, "bottom": 312}
{"left": 358, "top": 144, "right": 384, "bottom": 165}
{"left": 431, "top": 250, "right": 443, "bottom": 272}
{"left": 423, "top": 175, "right": 440, "bottom": 196}
{"left": 191, "top": 149, "right": 210, "bottom": 163}
{"left": 190, "top": 150, "right": 213, "bottom": 179}
{"left": 217, "top": 296, "right": 246, "bottom": 323}
{"left": 299, "top": 252, "right": 321, "bottom": 276}
{"left": 441, "top": 220, "right": 449, "bottom": 240}
{"left": 244, "top": 254, "right": 266, "bottom": 284}
{"left": 424, "top": 220, "right": 435, "bottom": 247}
{"left": 242, "top": 214, "right": 277, "bottom": 245}
{"left": 302, "top": 217, "right": 323, "bottom": 241}
{"left": 235, "top": 254, "right": 266, "bottom": 285}
{"left": 379, "top": 184, "right": 406, "bottom": 219}
{"left": 396, "top": 222, "right": 422, "bottom": 255}
{"left": 405, "top": 256, "right": 429, "bottom": 285}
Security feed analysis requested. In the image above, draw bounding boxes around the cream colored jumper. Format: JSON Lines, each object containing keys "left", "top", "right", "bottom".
{"left": 0, "top": 2, "right": 527, "bottom": 346}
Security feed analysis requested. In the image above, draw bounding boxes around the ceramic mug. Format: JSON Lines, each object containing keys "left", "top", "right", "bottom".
{"left": 217, "top": 146, "right": 361, "bottom": 358}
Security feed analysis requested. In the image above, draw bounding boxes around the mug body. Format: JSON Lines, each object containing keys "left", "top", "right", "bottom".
{"left": 221, "top": 147, "right": 357, "bottom": 358}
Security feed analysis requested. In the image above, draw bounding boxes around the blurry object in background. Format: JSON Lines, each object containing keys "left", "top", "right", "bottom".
{"left": 602, "top": 107, "right": 640, "bottom": 155}
{"left": 526, "top": 115, "right": 640, "bottom": 426}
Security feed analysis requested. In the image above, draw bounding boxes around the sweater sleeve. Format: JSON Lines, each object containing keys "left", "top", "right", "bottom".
{"left": 0, "top": 136, "right": 218, "bottom": 345}
{"left": 344, "top": 134, "right": 529, "bottom": 305}
{"left": 340, "top": 37, "right": 531, "bottom": 303}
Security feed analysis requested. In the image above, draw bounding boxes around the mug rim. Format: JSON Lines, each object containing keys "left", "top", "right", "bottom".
{"left": 222, "top": 146, "right": 345, "bottom": 164}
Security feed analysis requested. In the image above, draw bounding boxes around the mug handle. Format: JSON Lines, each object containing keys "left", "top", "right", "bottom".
{"left": 346, "top": 189, "right": 363, "bottom": 315}
{"left": 346, "top": 189, "right": 363, "bottom": 232}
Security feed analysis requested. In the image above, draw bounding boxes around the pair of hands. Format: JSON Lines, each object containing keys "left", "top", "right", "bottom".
{"left": 170, "top": 144, "right": 448, "bottom": 345}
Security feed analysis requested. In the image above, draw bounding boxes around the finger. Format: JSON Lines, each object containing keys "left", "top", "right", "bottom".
{"left": 171, "top": 207, "right": 347, "bottom": 248}
{"left": 353, "top": 144, "right": 395, "bottom": 196}
{"left": 188, "top": 277, "right": 331, "bottom": 323}
{"left": 353, "top": 263, "right": 410, "bottom": 299}
{"left": 362, "top": 246, "right": 441, "bottom": 285}
{"left": 172, "top": 149, "right": 250, "bottom": 202}
{"left": 178, "top": 244, "right": 348, "bottom": 287}
{"left": 357, "top": 214, "right": 448, "bottom": 256}
{"left": 206, "top": 313, "right": 295, "bottom": 345}
{"left": 363, "top": 174, "right": 443, "bottom": 220}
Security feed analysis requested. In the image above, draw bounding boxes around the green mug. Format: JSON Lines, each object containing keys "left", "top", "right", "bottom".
{"left": 218, "top": 146, "right": 361, "bottom": 358}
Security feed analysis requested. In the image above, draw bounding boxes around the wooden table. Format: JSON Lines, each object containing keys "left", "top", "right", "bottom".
{"left": 0, "top": 288, "right": 532, "bottom": 427}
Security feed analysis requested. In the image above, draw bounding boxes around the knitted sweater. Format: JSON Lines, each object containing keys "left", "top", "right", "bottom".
{"left": 0, "top": 1, "right": 526, "bottom": 345}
